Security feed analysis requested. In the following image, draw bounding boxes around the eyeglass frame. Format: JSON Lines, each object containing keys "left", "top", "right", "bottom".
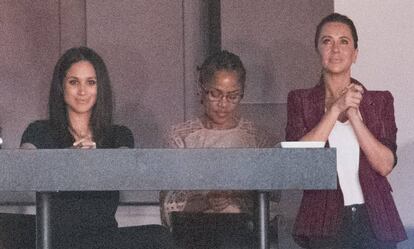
{"left": 200, "top": 84, "right": 244, "bottom": 104}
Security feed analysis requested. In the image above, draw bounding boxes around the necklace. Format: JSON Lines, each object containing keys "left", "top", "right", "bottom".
{"left": 68, "top": 126, "right": 92, "bottom": 140}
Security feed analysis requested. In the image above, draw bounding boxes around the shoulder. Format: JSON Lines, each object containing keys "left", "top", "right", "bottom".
{"left": 238, "top": 118, "right": 256, "bottom": 131}
{"left": 110, "top": 124, "right": 133, "bottom": 136}
{"left": 286, "top": 84, "right": 325, "bottom": 117}
{"left": 104, "top": 125, "right": 134, "bottom": 148}
{"left": 22, "top": 120, "right": 53, "bottom": 139}
{"left": 20, "top": 120, "right": 58, "bottom": 148}
{"left": 362, "top": 90, "right": 395, "bottom": 114}
{"left": 170, "top": 118, "right": 203, "bottom": 138}
{"left": 286, "top": 88, "right": 316, "bottom": 116}
{"left": 167, "top": 118, "right": 204, "bottom": 148}
{"left": 287, "top": 87, "right": 318, "bottom": 109}
{"left": 238, "top": 119, "right": 262, "bottom": 138}
{"left": 353, "top": 78, "right": 394, "bottom": 103}
{"left": 25, "top": 120, "right": 51, "bottom": 132}
{"left": 238, "top": 119, "right": 274, "bottom": 147}
{"left": 288, "top": 87, "right": 317, "bottom": 98}
{"left": 364, "top": 90, "right": 393, "bottom": 102}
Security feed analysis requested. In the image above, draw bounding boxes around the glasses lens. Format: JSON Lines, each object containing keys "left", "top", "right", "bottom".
{"left": 227, "top": 93, "right": 242, "bottom": 102}
{"left": 207, "top": 90, "right": 242, "bottom": 103}
{"left": 208, "top": 89, "right": 222, "bottom": 99}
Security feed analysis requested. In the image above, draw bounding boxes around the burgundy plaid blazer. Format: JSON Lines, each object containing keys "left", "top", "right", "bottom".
{"left": 285, "top": 78, "right": 407, "bottom": 243}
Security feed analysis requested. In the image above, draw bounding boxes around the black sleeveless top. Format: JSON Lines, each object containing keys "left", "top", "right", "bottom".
{"left": 21, "top": 120, "right": 134, "bottom": 240}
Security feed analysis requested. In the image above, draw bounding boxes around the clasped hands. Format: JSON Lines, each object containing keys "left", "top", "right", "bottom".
{"left": 330, "top": 83, "right": 364, "bottom": 120}
{"left": 72, "top": 136, "right": 96, "bottom": 149}
{"left": 183, "top": 191, "right": 236, "bottom": 212}
{"left": 207, "top": 191, "right": 234, "bottom": 212}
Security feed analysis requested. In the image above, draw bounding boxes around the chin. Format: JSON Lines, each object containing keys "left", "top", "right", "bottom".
{"left": 326, "top": 68, "right": 348, "bottom": 75}
{"left": 70, "top": 107, "right": 94, "bottom": 115}
{"left": 326, "top": 64, "right": 352, "bottom": 73}
{"left": 212, "top": 116, "right": 230, "bottom": 123}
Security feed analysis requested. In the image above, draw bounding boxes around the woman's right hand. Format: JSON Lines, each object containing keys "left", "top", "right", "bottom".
{"left": 207, "top": 191, "right": 232, "bottom": 212}
{"left": 72, "top": 136, "right": 96, "bottom": 149}
{"left": 331, "top": 83, "right": 364, "bottom": 113}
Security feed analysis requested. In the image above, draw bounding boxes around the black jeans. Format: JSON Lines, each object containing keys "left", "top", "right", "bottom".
{"left": 0, "top": 213, "right": 175, "bottom": 249}
{"left": 308, "top": 204, "right": 397, "bottom": 249}
{"left": 171, "top": 212, "right": 256, "bottom": 249}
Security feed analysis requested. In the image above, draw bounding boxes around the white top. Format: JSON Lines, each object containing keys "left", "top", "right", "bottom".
{"left": 328, "top": 120, "right": 365, "bottom": 206}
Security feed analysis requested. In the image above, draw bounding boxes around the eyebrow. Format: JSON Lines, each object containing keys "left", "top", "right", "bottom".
{"left": 210, "top": 87, "right": 242, "bottom": 94}
{"left": 320, "top": 35, "right": 351, "bottom": 40}
{"left": 65, "top": 76, "right": 97, "bottom": 80}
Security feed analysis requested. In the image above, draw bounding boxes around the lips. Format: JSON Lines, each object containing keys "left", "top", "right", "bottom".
{"left": 76, "top": 99, "right": 90, "bottom": 104}
{"left": 329, "top": 58, "right": 343, "bottom": 63}
{"left": 215, "top": 112, "right": 229, "bottom": 118}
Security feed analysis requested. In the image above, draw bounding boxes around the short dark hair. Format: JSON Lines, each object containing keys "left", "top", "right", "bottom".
{"left": 48, "top": 46, "right": 112, "bottom": 146}
{"left": 315, "top": 13, "right": 358, "bottom": 49}
{"left": 198, "top": 50, "right": 246, "bottom": 93}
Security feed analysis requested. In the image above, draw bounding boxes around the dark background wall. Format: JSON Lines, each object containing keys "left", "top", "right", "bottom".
{"left": 221, "top": 0, "right": 331, "bottom": 142}
{"left": 3, "top": 2, "right": 414, "bottom": 248}
{"left": 0, "top": 0, "right": 331, "bottom": 149}
{"left": 0, "top": 1, "right": 59, "bottom": 149}
{"left": 0, "top": 0, "right": 332, "bottom": 237}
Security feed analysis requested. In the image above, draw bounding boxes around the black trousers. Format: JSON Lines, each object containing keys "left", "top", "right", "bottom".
{"left": 0, "top": 213, "right": 175, "bottom": 249}
{"left": 171, "top": 212, "right": 256, "bottom": 249}
{"left": 307, "top": 204, "right": 397, "bottom": 249}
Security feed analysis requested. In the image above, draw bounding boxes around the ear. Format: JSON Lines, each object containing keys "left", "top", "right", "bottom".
{"left": 198, "top": 90, "right": 205, "bottom": 105}
{"left": 352, "top": 48, "right": 359, "bottom": 63}
{"left": 198, "top": 83, "right": 206, "bottom": 105}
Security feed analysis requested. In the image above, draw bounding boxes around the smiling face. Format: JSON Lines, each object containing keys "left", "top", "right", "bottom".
{"left": 203, "top": 70, "right": 243, "bottom": 129}
{"left": 317, "top": 22, "right": 358, "bottom": 76}
{"left": 63, "top": 60, "right": 97, "bottom": 117}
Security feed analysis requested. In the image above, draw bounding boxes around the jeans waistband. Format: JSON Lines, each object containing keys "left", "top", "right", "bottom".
{"left": 344, "top": 203, "right": 365, "bottom": 212}
{"left": 344, "top": 204, "right": 366, "bottom": 222}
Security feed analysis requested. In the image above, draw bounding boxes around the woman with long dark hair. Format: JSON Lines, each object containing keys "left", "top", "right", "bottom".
{"left": 19, "top": 47, "right": 174, "bottom": 249}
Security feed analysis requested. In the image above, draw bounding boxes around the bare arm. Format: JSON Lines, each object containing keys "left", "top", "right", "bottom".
{"left": 20, "top": 143, "right": 37, "bottom": 149}
{"left": 347, "top": 101, "right": 395, "bottom": 176}
{"left": 300, "top": 106, "right": 341, "bottom": 142}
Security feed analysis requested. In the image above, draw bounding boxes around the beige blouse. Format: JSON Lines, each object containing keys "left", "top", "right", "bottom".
{"left": 160, "top": 117, "right": 270, "bottom": 227}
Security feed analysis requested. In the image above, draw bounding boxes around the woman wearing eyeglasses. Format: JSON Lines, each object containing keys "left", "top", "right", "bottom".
{"left": 160, "top": 50, "right": 271, "bottom": 248}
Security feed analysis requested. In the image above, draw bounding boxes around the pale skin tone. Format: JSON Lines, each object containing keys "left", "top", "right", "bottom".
{"left": 301, "top": 22, "right": 394, "bottom": 176}
{"left": 64, "top": 60, "right": 97, "bottom": 149}
{"left": 21, "top": 60, "right": 98, "bottom": 149}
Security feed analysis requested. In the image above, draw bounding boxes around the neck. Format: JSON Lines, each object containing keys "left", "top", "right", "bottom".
{"left": 323, "top": 72, "right": 352, "bottom": 98}
{"left": 202, "top": 115, "right": 239, "bottom": 130}
{"left": 67, "top": 111, "right": 92, "bottom": 138}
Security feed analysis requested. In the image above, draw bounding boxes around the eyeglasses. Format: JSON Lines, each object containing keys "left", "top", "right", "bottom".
{"left": 201, "top": 85, "right": 244, "bottom": 104}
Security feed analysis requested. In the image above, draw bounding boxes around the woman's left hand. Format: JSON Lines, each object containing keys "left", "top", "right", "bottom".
{"left": 207, "top": 191, "right": 232, "bottom": 212}
{"left": 343, "top": 84, "right": 364, "bottom": 119}
{"left": 72, "top": 136, "right": 96, "bottom": 149}
{"left": 346, "top": 107, "right": 360, "bottom": 121}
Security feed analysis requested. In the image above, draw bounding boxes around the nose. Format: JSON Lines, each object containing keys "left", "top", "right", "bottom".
{"left": 217, "top": 96, "right": 229, "bottom": 107}
{"left": 77, "top": 82, "right": 86, "bottom": 95}
{"left": 332, "top": 41, "right": 340, "bottom": 52}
